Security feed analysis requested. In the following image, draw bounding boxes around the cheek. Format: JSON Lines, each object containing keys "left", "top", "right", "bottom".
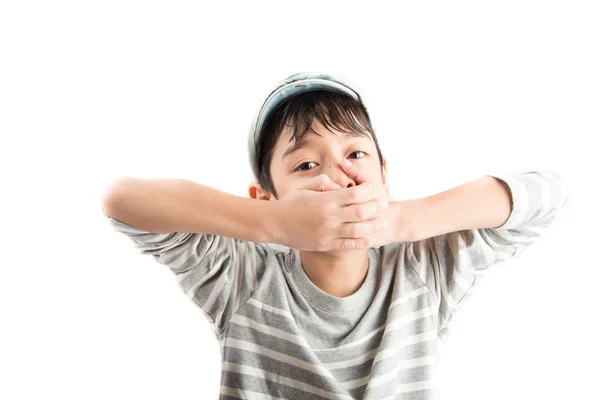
{"left": 272, "top": 178, "right": 293, "bottom": 199}
{"left": 366, "top": 166, "right": 387, "bottom": 188}
{"left": 359, "top": 163, "right": 381, "bottom": 181}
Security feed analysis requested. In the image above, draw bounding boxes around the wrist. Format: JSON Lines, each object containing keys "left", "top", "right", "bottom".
{"left": 257, "top": 199, "right": 282, "bottom": 245}
{"left": 392, "top": 199, "right": 420, "bottom": 242}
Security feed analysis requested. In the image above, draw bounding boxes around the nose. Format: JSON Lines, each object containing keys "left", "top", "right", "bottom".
{"left": 327, "top": 161, "right": 356, "bottom": 188}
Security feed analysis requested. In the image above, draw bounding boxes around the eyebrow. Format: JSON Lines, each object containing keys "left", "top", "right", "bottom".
{"left": 281, "top": 130, "right": 369, "bottom": 160}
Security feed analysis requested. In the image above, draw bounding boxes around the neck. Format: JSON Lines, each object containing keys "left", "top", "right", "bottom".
{"left": 298, "top": 249, "right": 370, "bottom": 298}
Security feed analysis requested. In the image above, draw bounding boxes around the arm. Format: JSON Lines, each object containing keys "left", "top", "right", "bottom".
{"left": 341, "top": 164, "right": 569, "bottom": 340}
{"left": 402, "top": 170, "right": 569, "bottom": 340}
{"left": 398, "top": 170, "right": 569, "bottom": 242}
{"left": 103, "top": 175, "right": 388, "bottom": 251}
{"left": 103, "top": 177, "right": 273, "bottom": 243}
{"left": 400, "top": 175, "right": 513, "bottom": 242}
{"left": 336, "top": 161, "right": 512, "bottom": 244}
{"left": 103, "top": 177, "right": 279, "bottom": 335}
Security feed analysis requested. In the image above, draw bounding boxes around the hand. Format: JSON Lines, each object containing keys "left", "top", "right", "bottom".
{"left": 339, "top": 159, "right": 401, "bottom": 247}
{"left": 271, "top": 174, "right": 389, "bottom": 251}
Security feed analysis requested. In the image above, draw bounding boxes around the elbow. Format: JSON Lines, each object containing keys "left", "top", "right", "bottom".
{"left": 102, "top": 177, "right": 134, "bottom": 218}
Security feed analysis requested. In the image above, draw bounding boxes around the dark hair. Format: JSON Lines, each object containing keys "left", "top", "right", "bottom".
{"left": 255, "top": 90, "right": 384, "bottom": 199}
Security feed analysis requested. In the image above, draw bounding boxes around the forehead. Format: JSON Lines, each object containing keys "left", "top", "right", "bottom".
{"left": 281, "top": 117, "right": 372, "bottom": 144}
{"left": 274, "top": 121, "right": 373, "bottom": 162}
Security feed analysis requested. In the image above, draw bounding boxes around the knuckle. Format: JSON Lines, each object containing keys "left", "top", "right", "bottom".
{"left": 379, "top": 197, "right": 388, "bottom": 209}
{"left": 341, "top": 239, "right": 350, "bottom": 251}
{"left": 355, "top": 206, "right": 367, "bottom": 220}
{"left": 370, "top": 219, "right": 381, "bottom": 234}
{"left": 350, "top": 222, "right": 361, "bottom": 238}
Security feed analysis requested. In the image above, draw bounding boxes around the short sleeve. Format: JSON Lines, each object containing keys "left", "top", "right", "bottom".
{"left": 404, "top": 170, "right": 570, "bottom": 342}
{"left": 104, "top": 211, "right": 268, "bottom": 336}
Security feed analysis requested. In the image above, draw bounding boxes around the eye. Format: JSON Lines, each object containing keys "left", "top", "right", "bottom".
{"left": 295, "top": 161, "right": 317, "bottom": 172}
{"left": 349, "top": 150, "right": 367, "bottom": 159}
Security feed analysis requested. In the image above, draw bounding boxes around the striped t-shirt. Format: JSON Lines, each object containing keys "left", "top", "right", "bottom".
{"left": 105, "top": 170, "right": 569, "bottom": 399}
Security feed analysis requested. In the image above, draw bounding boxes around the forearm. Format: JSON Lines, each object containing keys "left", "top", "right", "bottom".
{"left": 102, "top": 177, "right": 273, "bottom": 243}
{"left": 402, "top": 176, "right": 512, "bottom": 242}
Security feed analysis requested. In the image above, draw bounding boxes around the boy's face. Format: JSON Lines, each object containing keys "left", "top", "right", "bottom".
{"left": 249, "top": 118, "right": 388, "bottom": 201}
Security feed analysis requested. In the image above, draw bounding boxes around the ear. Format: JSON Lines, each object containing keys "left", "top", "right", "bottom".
{"left": 248, "top": 181, "right": 272, "bottom": 201}
{"left": 381, "top": 157, "right": 390, "bottom": 196}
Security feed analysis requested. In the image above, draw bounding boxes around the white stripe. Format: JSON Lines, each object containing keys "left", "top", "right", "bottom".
{"left": 233, "top": 244, "right": 246, "bottom": 312}
{"left": 220, "top": 385, "right": 287, "bottom": 400}
{"left": 232, "top": 305, "right": 436, "bottom": 370}
{"left": 507, "top": 177, "right": 529, "bottom": 227}
{"left": 451, "top": 234, "right": 476, "bottom": 292}
{"left": 139, "top": 232, "right": 173, "bottom": 243}
{"left": 247, "top": 286, "right": 428, "bottom": 323}
{"left": 203, "top": 269, "right": 229, "bottom": 317}
{"left": 197, "top": 307, "right": 216, "bottom": 331}
{"left": 389, "top": 286, "right": 431, "bottom": 309}
{"left": 324, "top": 326, "right": 437, "bottom": 370}
{"left": 245, "top": 287, "right": 430, "bottom": 354}
{"left": 341, "top": 375, "right": 371, "bottom": 390}
{"left": 169, "top": 235, "right": 203, "bottom": 270}
{"left": 366, "top": 329, "right": 437, "bottom": 379}
{"left": 313, "top": 326, "right": 385, "bottom": 353}
{"left": 248, "top": 244, "right": 258, "bottom": 293}
{"left": 313, "top": 289, "right": 431, "bottom": 352}
{"left": 434, "top": 234, "right": 475, "bottom": 315}
{"left": 246, "top": 298, "right": 294, "bottom": 320}
{"left": 408, "top": 241, "right": 430, "bottom": 287}
{"left": 342, "top": 355, "right": 437, "bottom": 390}
{"left": 377, "top": 378, "right": 438, "bottom": 399}
{"left": 223, "top": 337, "right": 335, "bottom": 380}
{"left": 110, "top": 220, "right": 153, "bottom": 235}
{"left": 438, "top": 257, "right": 459, "bottom": 311}
{"left": 222, "top": 362, "right": 355, "bottom": 400}
{"left": 532, "top": 172, "right": 551, "bottom": 221}
{"left": 396, "top": 378, "right": 438, "bottom": 394}
{"left": 231, "top": 315, "right": 309, "bottom": 347}
{"left": 323, "top": 348, "right": 377, "bottom": 370}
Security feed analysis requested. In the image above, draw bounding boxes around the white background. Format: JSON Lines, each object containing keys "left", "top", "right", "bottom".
{"left": 1, "top": 1, "right": 598, "bottom": 399}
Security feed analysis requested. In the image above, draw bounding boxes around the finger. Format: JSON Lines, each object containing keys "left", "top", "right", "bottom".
{"left": 340, "top": 197, "right": 389, "bottom": 223}
{"left": 331, "top": 237, "right": 372, "bottom": 251}
{"left": 302, "top": 174, "right": 342, "bottom": 192}
{"left": 317, "top": 182, "right": 342, "bottom": 191}
{"left": 342, "top": 160, "right": 369, "bottom": 185}
{"left": 327, "top": 182, "right": 343, "bottom": 191}
{"left": 337, "top": 216, "right": 387, "bottom": 239}
{"left": 337, "top": 181, "right": 373, "bottom": 205}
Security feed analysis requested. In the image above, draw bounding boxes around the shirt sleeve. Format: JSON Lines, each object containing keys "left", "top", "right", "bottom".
{"left": 404, "top": 170, "right": 570, "bottom": 342}
{"left": 103, "top": 212, "right": 267, "bottom": 337}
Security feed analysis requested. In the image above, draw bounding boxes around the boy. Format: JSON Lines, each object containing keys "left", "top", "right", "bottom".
{"left": 102, "top": 72, "right": 569, "bottom": 399}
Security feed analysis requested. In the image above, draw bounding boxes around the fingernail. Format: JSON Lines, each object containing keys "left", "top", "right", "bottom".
{"left": 334, "top": 184, "right": 342, "bottom": 190}
{"left": 379, "top": 199, "right": 388, "bottom": 208}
